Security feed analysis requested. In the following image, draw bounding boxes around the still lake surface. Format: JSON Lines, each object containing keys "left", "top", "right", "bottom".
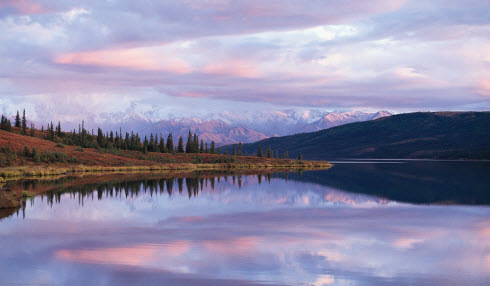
{"left": 0, "top": 160, "right": 489, "bottom": 285}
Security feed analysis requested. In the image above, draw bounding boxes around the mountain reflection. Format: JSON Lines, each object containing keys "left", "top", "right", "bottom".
{"left": 7, "top": 171, "right": 387, "bottom": 220}
{"left": 1, "top": 165, "right": 489, "bottom": 286}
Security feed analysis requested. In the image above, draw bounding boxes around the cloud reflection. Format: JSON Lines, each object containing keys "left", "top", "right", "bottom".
{"left": 0, "top": 173, "right": 488, "bottom": 285}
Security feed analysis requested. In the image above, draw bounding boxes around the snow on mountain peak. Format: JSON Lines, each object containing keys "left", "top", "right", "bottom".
{"left": 94, "top": 109, "right": 391, "bottom": 144}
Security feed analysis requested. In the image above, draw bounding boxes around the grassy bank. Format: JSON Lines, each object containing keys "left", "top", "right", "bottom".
{"left": 0, "top": 161, "right": 332, "bottom": 180}
{"left": 0, "top": 164, "right": 331, "bottom": 214}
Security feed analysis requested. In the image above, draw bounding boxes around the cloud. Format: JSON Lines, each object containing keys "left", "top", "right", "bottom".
{"left": 0, "top": 0, "right": 45, "bottom": 15}
{"left": 0, "top": 0, "right": 489, "bottom": 119}
{"left": 55, "top": 48, "right": 193, "bottom": 74}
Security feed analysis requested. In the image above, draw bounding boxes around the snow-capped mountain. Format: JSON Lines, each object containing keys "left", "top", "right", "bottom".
{"left": 151, "top": 118, "right": 268, "bottom": 144}
{"left": 300, "top": 110, "right": 393, "bottom": 133}
{"left": 203, "top": 110, "right": 392, "bottom": 136}
{"left": 93, "top": 110, "right": 392, "bottom": 144}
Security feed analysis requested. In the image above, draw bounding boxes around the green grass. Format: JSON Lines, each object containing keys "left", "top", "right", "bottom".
{"left": 0, "top": 162, "right": 332, "bottom": 181}
{"left": 21, "top": 191, "right": 34, "bottom": 198}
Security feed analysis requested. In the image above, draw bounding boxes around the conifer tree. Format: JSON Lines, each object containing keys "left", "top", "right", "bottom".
{"left": 266, "top": 146, "right": 272, "bottom": 158}
{"left": 97, "top": 128, "right": 105, "bottom": 147}
{"left": 185, "top": 130, "right": 193, "bottom": 153}
{"left": 143, "top": 136, "right": 149, "bottom": 153}
{"left": 210, "top": 141, "right": 215, "bottom": 154}
{"left": 283, "top": 148, "right": 289, "bottom": 159}
{"left": 232, "top": 144, "right": 236, "bottom": 155}
{"left": 21, "top": 109, "right": 27, "bottom": 134}
{"left": 124, "top": 132, "right": 130, "bottom": 150}
{"left": 205, "top": 142, "right": 208, "bottom": 153}
{"left": 297, "top": 153, "right": 303, "bottom": 162}
{"left": 30, "top": 123, "right": 35, "bottom": 137}
{"left": 200, "top": 140, "right": 204, "bottom": 153}
{"left": 193, "top": 133, "right": 198, "bottom": 153}
{"left": 159, "top": 135, "right": 166, "bottom": 153}
{"left": 49, "top": 121, "right": 55, "bottom": 140}
{"left": 166, "top": 133, "right": 174, "bottom": 152}
{"left": 178, "top": 136, "right": 184, "bottom": 153}
{"left": 257, "top": 146, "right": 263, "bottom": 157}
{"left": 238, "top": 142, "right": 242, "bottom": 156}
{"left": 0, "top": 115, "right": 7, "bottom": 131}
{"left": 15, "top": 111, "right": 20, "bottom": 128}
{"left": 153, "top": 134, "right": 158, "bottom": 152}
{"left": 149, "top": 133, "right": 155, "bottom": 152}
{"left": 57, "top": 121, "right": 62, "bottom": 137}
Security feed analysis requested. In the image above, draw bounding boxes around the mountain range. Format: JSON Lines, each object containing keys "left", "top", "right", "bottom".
{"left": 228, "top": 112, "right": 490, "bottom": 160}
{"left": 94, "top": 110, "right": 392, "bottom": 144}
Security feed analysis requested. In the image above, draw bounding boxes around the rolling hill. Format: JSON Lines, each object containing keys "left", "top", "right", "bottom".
{"left": 229, "top": 112, "right": 490, "bottom": 160}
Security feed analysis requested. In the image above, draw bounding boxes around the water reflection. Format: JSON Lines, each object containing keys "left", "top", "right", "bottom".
{"left": 285, "top": 160, "right": 490, "bottom": 204}
{"left": 0, "top": 164, "right": 489, "bottom": 286}
{"left": 6, "top": 172, "right": 388, "bottom": 221}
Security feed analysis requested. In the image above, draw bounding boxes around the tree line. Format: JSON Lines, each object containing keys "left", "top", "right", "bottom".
{"left": 1, "top": 110, "right": 230, "bottom": 155}
{"left": 1, "top": 110, "right": 301, "bottom": 160}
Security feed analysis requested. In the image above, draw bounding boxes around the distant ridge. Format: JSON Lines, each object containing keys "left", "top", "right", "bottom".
{"left": 229, "top": 112, "right": 490, "bottom": 160}
{"left": 24, "top": 110, "right": 391, "bottom": 145}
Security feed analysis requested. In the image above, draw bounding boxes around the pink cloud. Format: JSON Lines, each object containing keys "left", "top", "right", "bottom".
{"left": 203, "top": 60, "right": 260, "bottom": 78}
{"left": 56, "top": 48, "right": 193, "bottom": 74}
{"left": 0, "top": 0, "right": 45, "bottom": 14}
{"left": 181, "top": 92, "right": 205, "bottom": 98}
{"left": 477, "top": 77, "right": 490, "bottom": 96}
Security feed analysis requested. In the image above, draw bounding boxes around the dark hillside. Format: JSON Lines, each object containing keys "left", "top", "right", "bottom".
{"left": 229, "top": 112, "right": 490, "bottom": 160}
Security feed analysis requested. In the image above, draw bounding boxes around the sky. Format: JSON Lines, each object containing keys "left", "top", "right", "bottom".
{"left": 0, "top": 0, "right": 489, "bottom": 122}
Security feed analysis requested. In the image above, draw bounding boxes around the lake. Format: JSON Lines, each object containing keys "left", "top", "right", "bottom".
{"left": 0, "top": 160, "right": 489, "bottom": 285}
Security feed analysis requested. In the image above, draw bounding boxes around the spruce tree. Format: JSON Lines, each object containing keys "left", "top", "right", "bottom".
{"left": 238, "top": 142, "right": 242, "bottom": 156}
{"left": 30, "top": 123, "right": 35, "bottom": 137}
{"left": 97, "top": 128, "right": 104, "bottom": 147}
{"left": 0, "top": 115, "right": 6, "bottom": 130}
{"left": 200, "top": 140, "right": 204, "bottom": 153}
{"left": 124, "top": 132, "right": 130, "bottom": 150}
{"left": 283, "top": 147, "right": 289, "bottom": 159}
{"left": 143, "top": 136, "right": 149, "bottom": 153}
{"left": 185, "top": 130, "right": 193, "bottom": 153}
{"left": 15, "top": 111, "right": 20, "bottom": 128}
{"left": 266, "top": 146, "right": 272, "bottom": 158}
{"left": 166, "top": 133, "right": 174, "bottom": 152}
{"left": 57, "top": 121, "right": 62, "bottom": 137}
{"left": 257, "top": 146, "right": 263, "bottom": 157}
{"left": 149, "top": 133, "right": 154, "bottom": 152}
{"left": 232, "top": 144, "right": 236, "bottom": 155}
{"left": 297, "top": 153, "right": 303, "bottom": 162}
{"left": 210, "top": 141, "right": 215, "bottom": 154}
{"left": 178, "top": 136, "right": 184, "bottom": 153}
{"left": 21, "top": 109, "right": 27, "bottom": 135}
{"left": 193, "top": 133, "right": 198, "bottom": 153}
{"left": 159, "top": 135, "right": 166, "bottom": 153}
{"left": 49, "top": 121, "right": 55, "bottom": 140}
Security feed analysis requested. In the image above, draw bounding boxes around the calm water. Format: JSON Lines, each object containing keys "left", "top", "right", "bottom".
{"left": 0, "top": 161, "right": 489, "bottom": 285}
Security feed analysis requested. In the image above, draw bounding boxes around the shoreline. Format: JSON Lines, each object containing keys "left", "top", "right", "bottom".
{"left": 0, "top": 161, "right": 332, "bottom": 181}
{"left": 0, "top": 162, "right": 332, "bottom": 211}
